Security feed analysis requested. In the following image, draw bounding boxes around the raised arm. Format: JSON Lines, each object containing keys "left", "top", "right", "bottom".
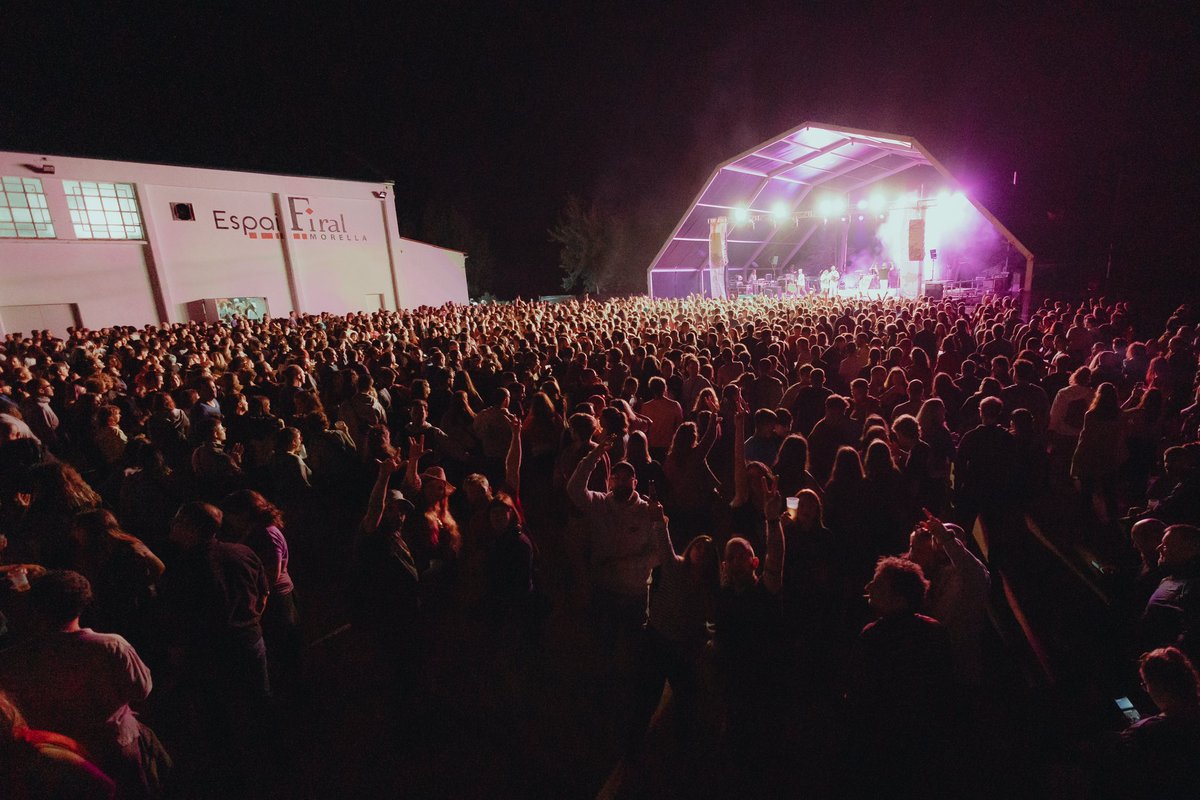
{"left": 401, "top": 435, "right": 427, "bottom": 496}
{"left": 567, "top": 436, "right": 612, "bottom": 510}
{"left": 504, "top": 411, "right": 522, "bottom": 496}
{"left": 925, "top": 510, "right": 990, "bottom": 580}
{"left": 761, "top": 485, "right": 786, "bottom": 594}
{"left": 648, "top": 499, "right": 681, "bottom": 564}
{"left": 731, "top": 401, "right": 751, "bottom": 506}
{"left": 363, "top": 452, "right": 404, "bottom": 534}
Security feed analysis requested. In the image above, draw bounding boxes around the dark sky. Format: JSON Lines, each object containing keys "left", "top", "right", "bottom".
{"left": 2, "top": 2, "right": 1197, "bottom": 297}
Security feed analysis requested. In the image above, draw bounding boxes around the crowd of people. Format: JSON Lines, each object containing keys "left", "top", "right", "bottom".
{"left": 0, "top": 291, "right": 1198, "bottom": 797}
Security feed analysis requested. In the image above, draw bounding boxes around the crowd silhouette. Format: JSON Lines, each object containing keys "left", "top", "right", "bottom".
{"left": 1, "top": 292, "right": 1198, "bottom": 798}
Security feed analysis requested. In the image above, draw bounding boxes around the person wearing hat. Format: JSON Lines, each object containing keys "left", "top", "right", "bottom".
{"left": 400, "top": 437, "right": 463, "bottom": 577}
{"left": 354, "top": 453, "right": 423, "bottom": 693}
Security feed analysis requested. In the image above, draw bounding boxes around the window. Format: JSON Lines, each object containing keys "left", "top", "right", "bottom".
{"left": 0, "top": 176, "right": 55, "bottom": 238}
{"left": 62, "top": 180, "right": 144, "bottom": 240}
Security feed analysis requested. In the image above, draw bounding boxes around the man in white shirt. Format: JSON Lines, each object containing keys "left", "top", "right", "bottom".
{"left": 0, "top": 570, "right": 167, "bottom": 798}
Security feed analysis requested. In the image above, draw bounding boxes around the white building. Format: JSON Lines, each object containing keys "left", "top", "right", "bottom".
{"left": 0, "top": 152, "right": 468, "bottom": 335}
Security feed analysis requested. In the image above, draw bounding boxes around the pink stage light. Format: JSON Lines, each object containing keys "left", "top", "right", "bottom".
{"left": 856, "top": 198, "right": 868, "bottom": 211}
{"left": 731, "top": 206, "right": 750, "bottom": 225}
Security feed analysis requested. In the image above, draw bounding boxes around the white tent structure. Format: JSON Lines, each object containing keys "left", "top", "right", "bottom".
{"left": 647, "top": 122, "right": 1034, "bottom": 311}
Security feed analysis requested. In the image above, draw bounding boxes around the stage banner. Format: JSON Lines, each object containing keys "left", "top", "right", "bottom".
{"left": 708, "top": 218, "right": 729, "bottom": 299}
{"left": 908, "top": 219, "right": 925, "bottom": 261}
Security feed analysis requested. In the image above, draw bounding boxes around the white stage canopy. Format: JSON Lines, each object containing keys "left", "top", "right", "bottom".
{"left": 646, "top": 122, "right": 1034, "bottom": 310}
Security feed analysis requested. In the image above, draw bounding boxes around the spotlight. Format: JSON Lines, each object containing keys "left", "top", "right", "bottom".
{"left": 372, "top": 190, "right": 388, "bottom": 199}
{"left": 857, "top": 215, "right": 864, "bottom": 221}
{"left": 731, "top": 206, "right": 750, "bottom": 225}
{"left": 856, "top": 199, "right": 868, "bottom": 211}
{"left": 771, "top": 201, "right": 790, "bottom": 222}
{"left": 868, "top": 193, "right": 886, "bottom": 214}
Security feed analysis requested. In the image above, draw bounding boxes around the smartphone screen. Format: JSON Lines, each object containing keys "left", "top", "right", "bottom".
{"left": 1115, "top": 697, "right": 1140, "bottom": 723}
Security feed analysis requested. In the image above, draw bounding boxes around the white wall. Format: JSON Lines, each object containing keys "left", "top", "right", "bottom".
{"left": 394, "top": 238, "right": 469, "bottom": 309}
{"left": 0, "top": 240, "right": 159, "bottom": 332}
{"left": 0, "top": 151, "right": 468, "bottom": 335}
{"left": 287, "top": 195, "right": 397, "bottom": 315}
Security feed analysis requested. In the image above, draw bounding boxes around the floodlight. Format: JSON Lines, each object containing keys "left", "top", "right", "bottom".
{"left": 856, "top": 198, "right": 868, "bottom": 211}
{"left": 771, "top": 201, "right": 790, "bottom": 222}
{"left": 868, "top": 193, "right": 886, "bottom": 214}
{"left": 731, "top": 206, "right": 750, "bottom": 225}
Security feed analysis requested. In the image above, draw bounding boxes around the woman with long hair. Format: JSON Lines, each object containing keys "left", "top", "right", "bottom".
{"left": 625, "top": 430, "right": 666, "bottom": 496}
{"left": 664, "top": 411, "right": 720, "bottom": 541}
{"left": 863, "top": 439, "right": 917, "bottom": 557}
{"left": 773, "top": 434, "right": 822, "bottom": 498}
{"left": 690, "top": 386, "right": 720, "bottom": 420}
{"left": 1071, "top": 381, "right": 1127, "bottom": 525}
{"left": 65, "top": 509, "right": 164, "bottom": 643}
{"left": 781, "top": 489, "right": 849, "bottom": 656}
{"left": 523, "top": 391, "right": 565, "bottom": 460}
{"left": 878, "top": 367, "right": 909, "bottom": 419}
{"left": 18, "top": 463, "right": 103, "bottom": 567}
{"left": 439, "top": 390, "right": 480, "bottom": 467}
{"left": 451, "top": 370, "right": 484, "bottom": 411}
{"left": 823, "top": 446, "right": 871, "bottom": 569}
{"left": 220, "top": 489, "right": 302, "bottom": 694}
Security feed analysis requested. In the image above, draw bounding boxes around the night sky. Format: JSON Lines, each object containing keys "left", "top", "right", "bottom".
{"left": 2, "top": 3, "right": 1197, "bottom": 299}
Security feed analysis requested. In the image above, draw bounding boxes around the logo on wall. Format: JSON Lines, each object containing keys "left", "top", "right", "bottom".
{"left": 211, "top": 196, "right": 368, "bottom": 243}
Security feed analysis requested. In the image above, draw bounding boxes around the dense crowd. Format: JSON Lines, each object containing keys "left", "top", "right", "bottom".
{"left": 1, "top": 292, "right": 1198, "bottom": 798}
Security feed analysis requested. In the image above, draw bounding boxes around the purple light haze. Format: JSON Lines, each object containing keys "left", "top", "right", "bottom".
{"left": 871, "top": 190, "right": 1003, "bottom": 292}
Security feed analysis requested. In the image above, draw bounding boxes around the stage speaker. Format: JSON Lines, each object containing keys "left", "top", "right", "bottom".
{"left": 924, "top": 281, "right": 945, "bottom": 300}
{"left": 908, "top": 219, "right": 925, "bottom": 261}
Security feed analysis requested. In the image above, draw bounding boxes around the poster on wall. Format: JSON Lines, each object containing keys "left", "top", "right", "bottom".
{"left": 214, "top": 297, "right": 269, "bottom": 321}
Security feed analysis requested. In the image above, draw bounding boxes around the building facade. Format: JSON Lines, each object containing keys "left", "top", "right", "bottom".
{"left": 0, "top": 152, "right": 468, "bottom": 335}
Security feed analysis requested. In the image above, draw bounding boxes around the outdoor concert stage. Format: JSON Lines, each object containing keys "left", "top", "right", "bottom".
{"left": 647, "top": 122, "right": 1035, "bottom": 311}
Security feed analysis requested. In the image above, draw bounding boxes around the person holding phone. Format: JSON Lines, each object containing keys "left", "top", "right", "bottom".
{"left": 627, "top": 500, "right": 718, "bottom": 758}
{"left": 714, "top": 484, "right": 786, "bottom": 784}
